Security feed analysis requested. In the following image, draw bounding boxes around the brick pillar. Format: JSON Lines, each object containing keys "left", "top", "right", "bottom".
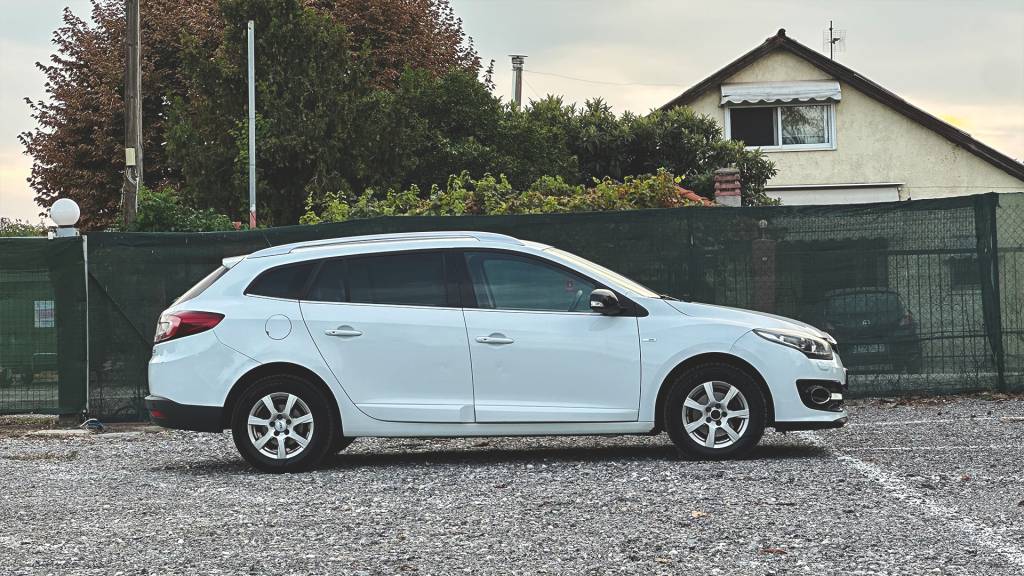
{"left": 713, "top": 168, "right": 742, "bottom": 207}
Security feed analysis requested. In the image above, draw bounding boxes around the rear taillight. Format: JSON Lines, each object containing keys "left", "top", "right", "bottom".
{"left": 154, "top": 311, "right": 224, "bottom": 343}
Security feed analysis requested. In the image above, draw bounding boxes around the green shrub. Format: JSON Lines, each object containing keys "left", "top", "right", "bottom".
{"left": 300, "top": 169, "right": 706, "bottom": 224}
{"left": 0, "top": 218, "right": 46, "bottom": 237}
{"left": 126, "top": 186, "right": 235, "bottom": 232}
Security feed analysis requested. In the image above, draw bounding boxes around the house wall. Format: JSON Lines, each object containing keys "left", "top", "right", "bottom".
{"left": 686, "top": 51, "right": 1024, "bottom": 201}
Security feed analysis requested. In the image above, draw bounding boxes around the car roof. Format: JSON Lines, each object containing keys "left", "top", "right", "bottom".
{"left": 244, "top": 231, "right": 526, "bottom": 260}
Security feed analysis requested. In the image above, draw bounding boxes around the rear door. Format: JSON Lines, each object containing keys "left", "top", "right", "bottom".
{"left": 460, "top": 250, "right": 642, "bottom": 423}
{"left": 301, "top": 250, "right": 475, "bottom": 423}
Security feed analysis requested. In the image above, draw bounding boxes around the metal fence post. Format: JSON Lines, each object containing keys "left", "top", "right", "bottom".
{"left": 975, "top": 193, "right": 1006, "bottom": 391}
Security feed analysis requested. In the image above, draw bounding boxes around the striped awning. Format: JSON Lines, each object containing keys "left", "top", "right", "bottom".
{"left": 721, "top": 81, "right": 842, "bottom": 105}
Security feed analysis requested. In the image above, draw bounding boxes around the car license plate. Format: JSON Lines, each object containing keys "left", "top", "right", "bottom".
{"left": 851, "top": 343, "right": 887, "bottom": 354}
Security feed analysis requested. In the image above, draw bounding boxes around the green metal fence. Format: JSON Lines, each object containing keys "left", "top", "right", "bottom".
{"left": 1, "top": 193, "right": 1022, "bottom": 420}
{"left": 0, "top": 237, "right": 87, "bottom": 415}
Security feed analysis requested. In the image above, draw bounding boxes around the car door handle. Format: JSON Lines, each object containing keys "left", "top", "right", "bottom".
{"left": 325, "top": 326, "right": 362, "bottom": 337}
{"left": 476, "top": 334, "right": 514, "bottom": 345}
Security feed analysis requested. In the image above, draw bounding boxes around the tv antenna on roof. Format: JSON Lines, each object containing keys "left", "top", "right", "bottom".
{"left": 823, "top": 20, "right": 846, "bottom": 60}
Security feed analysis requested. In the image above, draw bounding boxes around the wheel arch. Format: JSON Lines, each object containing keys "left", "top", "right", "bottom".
{"left": 223, "top": 362, "right": 344, "bottom": 436}
{"left": 652, "top": 352, "right": 775, "bottom": 433}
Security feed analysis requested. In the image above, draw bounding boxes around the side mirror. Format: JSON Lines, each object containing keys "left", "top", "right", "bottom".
{"left": 590, "top": 288, "right": 622, "bottom": 315}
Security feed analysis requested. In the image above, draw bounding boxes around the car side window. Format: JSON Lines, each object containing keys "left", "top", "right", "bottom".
{"left": 245, "top": 262, "right": 317, "bottom": 299}
{"left": 307, "top": 252, "right": 449, "bottom": 307}
{"left": 464, "top": 251, "right": 596, "bottom": 312}
{"left": 305, "top": 260, "right": 346, "bottom": 302}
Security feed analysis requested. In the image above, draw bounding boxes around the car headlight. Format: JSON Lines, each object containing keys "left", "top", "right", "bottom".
{"left": 754, "top": 328, "right": 833, "bottom": 360}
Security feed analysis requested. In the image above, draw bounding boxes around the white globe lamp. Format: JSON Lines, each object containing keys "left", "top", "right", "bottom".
{"left": 50, "top": 198, "right": 81, "bottom": 237}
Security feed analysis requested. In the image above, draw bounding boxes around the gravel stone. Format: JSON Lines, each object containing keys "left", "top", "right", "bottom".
{"left": 1, "top": 394, "right": 1022, "bottom": 575}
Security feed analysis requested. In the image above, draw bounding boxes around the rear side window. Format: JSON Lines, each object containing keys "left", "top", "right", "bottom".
{"left": 306, "top": 252, "right": 449, "bottom": 307}
{"left": 175, "top": 265, "right": 228, "bottom": 304}
{"left": 246, "top": 262, "right": 317, "bottom": 299}
{"left": 306, "top": 260, "right": 346, "bottom": 302}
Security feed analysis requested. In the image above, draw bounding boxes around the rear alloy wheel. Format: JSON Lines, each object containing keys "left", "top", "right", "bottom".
{"left": 247, "top": 392, "right": 315, "bottom": 461}
{"left": 664, "top": 363, "right": 766, "bottom": 459}
{"left": 231, "top": 374, "right": 335, "bottom": 473}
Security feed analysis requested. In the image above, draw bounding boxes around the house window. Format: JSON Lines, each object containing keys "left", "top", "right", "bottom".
{"left": 727, "top": 104, "right": 835, "bottom": 150}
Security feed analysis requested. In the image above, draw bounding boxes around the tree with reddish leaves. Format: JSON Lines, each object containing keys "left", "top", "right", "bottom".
{"left": 20, "top": 1, "right": 221, "bottom": 229}
{"left": 309, "top": 0, "right": 480, "bottom": 87}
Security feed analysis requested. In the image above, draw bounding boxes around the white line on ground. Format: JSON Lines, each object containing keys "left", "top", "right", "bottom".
{"left": 796, "top": 431, "right": 1024, "bottom": 570}
{"left": 843, "top": 445, "right": 1019, "bottom": 452}
{"left": 851, "top": 416, "right": 1024, "bottom": 427}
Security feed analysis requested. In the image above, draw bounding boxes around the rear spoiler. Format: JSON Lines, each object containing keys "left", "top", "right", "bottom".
{"left": 222, "top": 255, "right": 246, "bottom": 269}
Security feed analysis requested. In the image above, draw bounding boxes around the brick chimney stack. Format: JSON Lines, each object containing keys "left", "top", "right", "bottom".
{"left": 713, "top": 167, "right": 742, "bottom": 207}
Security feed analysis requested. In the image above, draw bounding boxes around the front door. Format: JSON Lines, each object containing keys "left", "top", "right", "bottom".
{"left": 461, "top": 250, "right": 641, "bottom": 423}
{"left": 301, "top": 251, "right": 474, "bottom": 423}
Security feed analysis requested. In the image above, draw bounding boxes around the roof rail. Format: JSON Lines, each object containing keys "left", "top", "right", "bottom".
{"left": 247, "top": 231, "right": 522, "bottom": 259}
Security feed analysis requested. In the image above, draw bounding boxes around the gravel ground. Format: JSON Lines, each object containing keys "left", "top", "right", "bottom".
{"left": 2, "top": 394, "right": 1023, "bottom": 576}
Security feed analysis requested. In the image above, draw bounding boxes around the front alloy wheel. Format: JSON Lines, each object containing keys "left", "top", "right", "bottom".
{"left": 682, "top": 381, "right": 751, "bottom": 449}
{"left": 664, "top": 363, "right": 766, "bottom": 459}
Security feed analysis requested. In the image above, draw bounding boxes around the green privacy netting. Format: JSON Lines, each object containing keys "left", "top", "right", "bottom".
{"left": 2, "top": 193, "right": 1022, "bottom": 419}
{"left": 0, "top": 237, "right": 86, "bottom": 415}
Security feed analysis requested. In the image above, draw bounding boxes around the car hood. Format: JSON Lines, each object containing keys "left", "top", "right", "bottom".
{"left": 664, "top": 300, "right": 831, "bottom": 339}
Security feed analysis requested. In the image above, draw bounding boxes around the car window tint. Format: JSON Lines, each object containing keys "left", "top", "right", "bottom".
{"left": 306, "top": 260, "right": 346, "bottom": 303}
{"left": 465, "top": 252, "right": 595, "bottom": 312}
{"left": 346, "top": 252, "right": 448, "bottom": 307}
{"left": 246, "top": 262, "right": 316, "bottom": 299}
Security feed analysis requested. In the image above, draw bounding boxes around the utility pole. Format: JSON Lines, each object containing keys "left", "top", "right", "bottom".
{"left": 247, "top": 20, "right": 256, "bottom": 229}
{"left": 122, "top": 0, "right": 143, "bottom": 226}
{"left": 510, "top": 55, "right": 526, "bottom": 109}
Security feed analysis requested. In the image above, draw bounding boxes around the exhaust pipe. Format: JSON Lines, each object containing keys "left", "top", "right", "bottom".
{"left": 807, "top": 385, "right": 833, "bottom": 406}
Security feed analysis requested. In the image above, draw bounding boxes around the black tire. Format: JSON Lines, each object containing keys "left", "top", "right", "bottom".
{"left": 663, "top": 362, "right": 767, "bottom": 460}
{"left": 333, "top": 436, "right": 356, "bottom": 453}
{"left": 231, "top": 374, "right": 336, "bottom": 473}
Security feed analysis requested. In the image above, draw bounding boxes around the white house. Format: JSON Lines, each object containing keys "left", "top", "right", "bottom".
{"left": 663, "top": 29, "right": 1024, "bottom": 205}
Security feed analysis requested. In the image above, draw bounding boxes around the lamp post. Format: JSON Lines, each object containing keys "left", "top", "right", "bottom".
{"left": 50, "top": 198, "right": 81, "bottom": 238}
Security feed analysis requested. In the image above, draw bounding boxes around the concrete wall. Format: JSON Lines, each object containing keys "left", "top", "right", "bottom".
{"left": 686, "top": 50, "right": 1024, "bottom": 201}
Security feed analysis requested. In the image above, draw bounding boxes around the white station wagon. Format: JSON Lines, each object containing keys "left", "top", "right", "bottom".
{"left": 146, "top": 231, "right": 847, "bottom": 472}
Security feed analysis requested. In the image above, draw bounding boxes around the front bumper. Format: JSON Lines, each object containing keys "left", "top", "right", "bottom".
{"left": 145, "top": 395, "right": 224, "bottom": 432}
{"left": 774, "top": 415, "right": 848, "bottom": 432}
{"left": 730, "top": 330, "right": 850, "bottom": 427}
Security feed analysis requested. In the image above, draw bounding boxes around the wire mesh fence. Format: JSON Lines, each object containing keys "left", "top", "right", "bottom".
{"left": 2, "top": 193, "right": 1021, "bottom": 419}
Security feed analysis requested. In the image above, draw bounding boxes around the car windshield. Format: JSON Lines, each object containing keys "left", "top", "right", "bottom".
{"left": 544, "top": 247, "right": 661, "bottom": 298}
{"left": 825, "top": 291, "right": 903, "bottom": 317}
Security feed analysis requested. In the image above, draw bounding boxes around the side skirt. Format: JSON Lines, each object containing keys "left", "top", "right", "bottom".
{"left": 342, "top": 420, "right": 657, "bottom": 438}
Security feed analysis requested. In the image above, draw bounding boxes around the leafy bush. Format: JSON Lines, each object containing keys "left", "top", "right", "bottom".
{"left": 126, "top": 187, "right": 235, "bottom": 232}
{"left": 300, "top": 169, "right": 707, "bottom": 224}
{"left": 0, "top": 218, "right": 46, "bottom": 237}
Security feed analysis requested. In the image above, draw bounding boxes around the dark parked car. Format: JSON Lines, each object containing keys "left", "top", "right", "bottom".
{"left": 817, "top": 288, "right": 922, "bottom": 373}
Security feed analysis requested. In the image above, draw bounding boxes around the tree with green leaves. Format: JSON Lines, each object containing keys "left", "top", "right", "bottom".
{"left": 168, "top": 0, "right": 373, "bottom": 225}
{"left": 22, "top": 0, "right": 480, "bottom": 229}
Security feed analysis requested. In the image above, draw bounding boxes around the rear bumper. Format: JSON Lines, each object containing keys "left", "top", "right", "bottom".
{"left": 145, "top": 395, "right": 224, "bottom": 432}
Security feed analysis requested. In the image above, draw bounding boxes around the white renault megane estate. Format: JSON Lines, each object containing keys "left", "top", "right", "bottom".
{"left": 146, "top": 231, "right": 847, "bottom": 472}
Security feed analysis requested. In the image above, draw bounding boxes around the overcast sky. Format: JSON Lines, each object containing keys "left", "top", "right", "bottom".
{"left": 1, "top": 0, "right": 1022, "bottom": 222}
